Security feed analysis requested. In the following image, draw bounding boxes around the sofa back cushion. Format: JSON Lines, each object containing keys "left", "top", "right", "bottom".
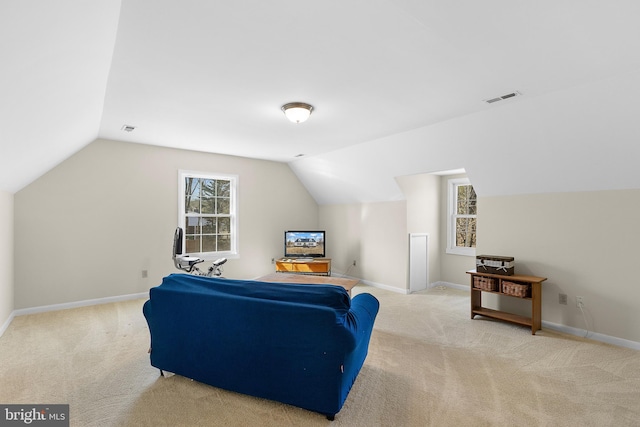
{"left": 153, "top": 273, "right": 351, "bottom": 315}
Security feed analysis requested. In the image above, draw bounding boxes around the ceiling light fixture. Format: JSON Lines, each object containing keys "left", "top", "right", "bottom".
{"left": 281, "top": 102, "right": 313, "bottom": 124}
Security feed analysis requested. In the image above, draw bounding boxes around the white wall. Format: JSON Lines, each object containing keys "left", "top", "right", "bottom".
{"left": 320, "top": 173, "right": 469, "bottom": 292}
{"left": 478, "top": 190, "right": 640, "bottom": 343}
{"left": 12, "top": 137, "right": 640, "bottom": 344}
{"left": 439, "top": 174, "right": 476, "bottom": 285}
{"left": 14, "top": 139, "right": 318, "bottom": 309}
{"left": 395, "top": 173, "right": 441, "bottom": 287}
{"left": 319, "top": 201, "right": 407, "bottom": 291}
{"left": 0, "top": 190, "right": 14, "bottom": 331}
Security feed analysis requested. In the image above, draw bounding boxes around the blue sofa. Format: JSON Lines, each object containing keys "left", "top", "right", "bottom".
{"left": 143, "top": 273, "right": 379, "bottom": 420}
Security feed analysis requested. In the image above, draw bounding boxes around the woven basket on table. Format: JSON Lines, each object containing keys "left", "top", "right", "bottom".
{"left": 473, "top": 276, "right": 498, "bottom": 292}
{"left": 502, "top": 281, "right": 530, "bottom": 298}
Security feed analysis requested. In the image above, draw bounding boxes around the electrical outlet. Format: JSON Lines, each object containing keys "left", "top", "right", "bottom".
{"left": 271, "top": 258, "right": 275, "bottom": 264}
{"left": 559, "top": 293, "right": 567, "bottom": 305}
{"left": 141, "top": 270, "right": 148, "bottom": 278}
{"left": 576, "top": 296, "right": 585, "bottom": 308}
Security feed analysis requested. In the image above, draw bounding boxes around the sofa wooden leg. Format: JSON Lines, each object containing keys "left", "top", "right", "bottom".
{"left": 160, "top": 369, "right": 164, "bottom": 377}
{"left": 326, "top": 414, "right": 335, "bottom": 421}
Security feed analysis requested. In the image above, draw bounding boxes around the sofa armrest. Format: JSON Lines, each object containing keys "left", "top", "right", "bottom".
{"left": 142, "top": 299, "right": 152, "bottom": 323}
{"left": 142, "top": 300, "right": 154, "bottom": 346}
{"left": 338, "top": 292, "right": 379, "bottom": 407}
{"left": 344, "top": 293, "right": 379, "bottom": 342}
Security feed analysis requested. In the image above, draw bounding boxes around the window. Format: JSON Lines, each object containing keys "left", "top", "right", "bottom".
{"left": 446, "top": 177, "right": 477, "bottom": 256}
{"left": 178, "top": 171, "right": 238, "bottom": 258}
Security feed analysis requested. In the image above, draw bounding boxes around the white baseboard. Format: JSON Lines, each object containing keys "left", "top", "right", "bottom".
{"left": 431, "top": 281, "right": 640, "bottom": 351}
{"left": 357, "top": 277, "right": 410, "bottom": 294}
{"left": 0, "top": 292, "right": 149, "bottom": 339}
{"left": 5, "top": 281, "right": 640, "bottom": 351}
{"left": 541, "top": 320, "right": 640, "bottom": 350}
{"left": 0, "top": 310, "right": 16, "bottom": 338}
{"left": 13, "top": 292, "right": 149, "bottom": 317}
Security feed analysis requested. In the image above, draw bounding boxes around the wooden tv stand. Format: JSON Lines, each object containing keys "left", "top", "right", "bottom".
{"left": 467, "top": 269, "right": 547, "bottom": 335}
{"left": 275, "top": 258, "right": 331, "bottom": 276}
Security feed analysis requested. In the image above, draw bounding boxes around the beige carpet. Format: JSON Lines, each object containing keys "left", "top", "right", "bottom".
{"left": 1, "top": 285, "right": 639, "bottom": 426}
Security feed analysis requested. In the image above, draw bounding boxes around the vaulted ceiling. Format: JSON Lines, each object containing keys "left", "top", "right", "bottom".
{"left": 3, "top": 1, "right": 640, "bottom": 203}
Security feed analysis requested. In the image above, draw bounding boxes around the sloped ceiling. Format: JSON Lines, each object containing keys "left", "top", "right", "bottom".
{"left": 0, "top": 0, "right": 121, "bottom": 192}
{"left": 2, "top": 1, "right": 640, "bottom": 203}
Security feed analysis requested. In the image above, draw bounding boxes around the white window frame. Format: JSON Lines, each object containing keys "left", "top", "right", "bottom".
{"left": 178, "top": 170, "right": 239, "bottom": 260}
{"left": 446, "top": 177, "right": 476, "bottom": 256}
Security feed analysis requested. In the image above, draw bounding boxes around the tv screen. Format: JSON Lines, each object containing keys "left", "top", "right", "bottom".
{"left": 284, "top": 231, "right": 325, "bottom": 258}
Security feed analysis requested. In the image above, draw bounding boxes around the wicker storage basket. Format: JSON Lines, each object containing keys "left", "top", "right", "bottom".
{"left": 502, "top": 281, "right": 530, "bottom": 298}
{"left": 476, "top": 255, "right": 515, "bottom": 276}
{"left": 473, "top": 276, "right": 498, "bottom": 292}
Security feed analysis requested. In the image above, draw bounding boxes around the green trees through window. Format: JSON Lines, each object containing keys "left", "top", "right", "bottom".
{"left": 455, "top": 184, "right": 477, "bottom": 248}
{"left": 447, "top": 177, "right": 477, "bottom": 256}
{"left": 180, "top": 172, "right": 237, "bottom": 256}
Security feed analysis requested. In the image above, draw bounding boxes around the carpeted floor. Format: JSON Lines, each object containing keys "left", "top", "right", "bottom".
{"left": 1, "top": 285, "right": 639, "bottom": 426}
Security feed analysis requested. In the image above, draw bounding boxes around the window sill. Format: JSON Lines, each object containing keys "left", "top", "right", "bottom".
{"left": 446, "top": 247, "right": 476, "bottom": 257}
{"left": 192, "top": 252, "right": 239, "bottom": 261}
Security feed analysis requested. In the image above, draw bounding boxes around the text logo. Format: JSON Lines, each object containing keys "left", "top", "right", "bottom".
{"left": 1, "top": 405, "right": 68, "bottom": 426}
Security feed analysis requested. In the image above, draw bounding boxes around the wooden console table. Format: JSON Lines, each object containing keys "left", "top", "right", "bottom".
{"left": 467, "top": 269, "right": 547, "bottom": 335}
{"left": 275, "top": 258, "right": 331, "bottom": 276}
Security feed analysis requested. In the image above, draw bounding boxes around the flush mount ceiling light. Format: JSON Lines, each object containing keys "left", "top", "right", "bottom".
{"left": 281, "top": 102, "right": 313, "bottom": 123}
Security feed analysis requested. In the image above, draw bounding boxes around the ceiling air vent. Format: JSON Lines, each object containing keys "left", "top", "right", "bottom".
{"left": 484, "top": 91, "right": 521, "bottom": 104}
{"left": 121, "top": 124, "right": 136, "bottom": 132}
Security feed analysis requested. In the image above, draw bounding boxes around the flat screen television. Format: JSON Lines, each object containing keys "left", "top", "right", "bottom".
{"left": 284, "top": 230, "right": 326, "bottom": 258}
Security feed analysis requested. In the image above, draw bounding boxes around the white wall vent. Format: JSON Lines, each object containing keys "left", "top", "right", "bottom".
{"left": 121, "top": 124, "right": 136, "bottom": 132}
{"left": 484, "top": 91, "right": 521, "bottom": 104}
